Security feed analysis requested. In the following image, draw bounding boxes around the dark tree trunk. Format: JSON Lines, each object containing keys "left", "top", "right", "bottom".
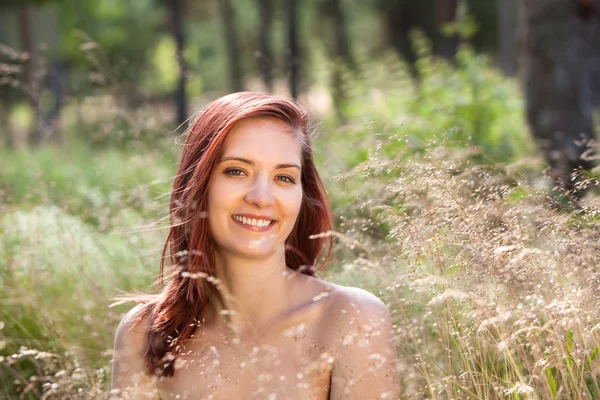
{"left": 497, "top": 0, "right": 517, "bottom": 76}
{"left": 0, "top": 88, "right": 14, "bottom": 148}
{"left": 18, "top": 5, "right": 43, "bottom": 147}
{"left": 257, "top": 0, "right": 274, "bottom": 92}
{"left": 382, "top": 2, "right": 417, "bottom": 66}
{"left": 382, "top": 0, "right": 457, "bottom": 69}
{"left": 328, "top": 0, "right": 354, "bottom": 69}
{"left": 219, "top": 0, "right": 244, "bottom": 92}
{"left": 325, "top": 0, "right": 355, "bottom": 123}
{"left": 433, "top": 0, "right": 459, "bottom": 59}
{"left": 522, "top": 0, "right": 600, "bottom": 198}
{"left": 287, "top": 0, "right": 300, "bottom": 99}
{"left": 44, "top": 60, "right": 66, "bottom": 146}
{"left": 169, "top": 0, "right": 188, "bottom": 127}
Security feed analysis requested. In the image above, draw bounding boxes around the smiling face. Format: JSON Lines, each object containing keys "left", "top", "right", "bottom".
{"left": 207, "top": 117, "right": 304, "bottom": 261}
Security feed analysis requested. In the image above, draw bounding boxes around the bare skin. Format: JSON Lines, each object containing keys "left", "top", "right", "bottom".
{"left": 112, "top": 275, "right": 399, "bottom": 399}
{"left": 111, "top": 118, "right": 400, "bottom": 399}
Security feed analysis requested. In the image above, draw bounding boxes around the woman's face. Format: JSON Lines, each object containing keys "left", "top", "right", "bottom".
{"left": 207, "top": 117, "right": 303, "bottom": 261}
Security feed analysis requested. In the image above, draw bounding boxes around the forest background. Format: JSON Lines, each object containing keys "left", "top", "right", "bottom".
{"left": 1, "top": 0, "right": 600, "bottom": 399}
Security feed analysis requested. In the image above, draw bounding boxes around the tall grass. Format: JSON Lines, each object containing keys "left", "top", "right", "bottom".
{"left": 1, "top": 40, "right": 599, "bottom": 399}
{"left": 324, "top": 140, "right": 600, "bottom": 398}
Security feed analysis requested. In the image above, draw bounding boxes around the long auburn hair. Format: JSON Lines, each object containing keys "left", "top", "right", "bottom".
{"left": 129, "top": 92, "right": 333, "bottom": 377}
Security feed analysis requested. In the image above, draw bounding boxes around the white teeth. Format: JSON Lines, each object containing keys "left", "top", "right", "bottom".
{"left": 233, "top": 215, "right": 272, "bottom": 227}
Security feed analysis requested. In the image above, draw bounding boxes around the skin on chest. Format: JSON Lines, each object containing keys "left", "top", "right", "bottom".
{"left": 157, "top": 319, "right": 333, "bottom": 399}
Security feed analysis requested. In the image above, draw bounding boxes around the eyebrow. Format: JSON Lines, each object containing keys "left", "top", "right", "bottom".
{"left": 219, "top": 156, "right": 301, "bottom": 170}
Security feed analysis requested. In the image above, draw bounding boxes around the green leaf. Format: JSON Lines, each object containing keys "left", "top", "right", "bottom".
{"left": 585, "top": 346, "right": 599, "bottom": 370}
{"left": 566, "top": 329, "right": 574, "bottom": 369}
{"left": 546, "top": 367, "right": 557, "bottom": 398}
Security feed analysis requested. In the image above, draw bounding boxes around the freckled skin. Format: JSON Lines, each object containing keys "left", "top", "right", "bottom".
{"left": 157, "top": 274, "right": 336, "bottom": 399}
{"left": 154, "top": 276, "right": 400, "bottom": 400}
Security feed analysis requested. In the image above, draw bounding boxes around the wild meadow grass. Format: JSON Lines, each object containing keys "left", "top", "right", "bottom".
{"left": 324, "top": 141, "right": 600, "bottom": 399}
{"left": 1, "top": 43, "right": 600, "bottom": 399}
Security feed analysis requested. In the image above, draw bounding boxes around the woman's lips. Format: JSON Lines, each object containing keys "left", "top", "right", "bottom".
{"left": 231, "top": 216, "right": 277, "bottom": 232}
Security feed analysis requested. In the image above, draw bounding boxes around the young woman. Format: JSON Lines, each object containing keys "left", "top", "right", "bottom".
{"left": 111, "top": 92, "right": 400, "bottom": 399}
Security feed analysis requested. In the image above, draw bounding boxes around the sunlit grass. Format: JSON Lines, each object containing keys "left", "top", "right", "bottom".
{"left": 324, "top": 141, "right": 600, "bottom": 399}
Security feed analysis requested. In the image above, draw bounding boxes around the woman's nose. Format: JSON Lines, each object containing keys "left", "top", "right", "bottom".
{"left": 244, "top": 177, "right": 275, "bottom": 208}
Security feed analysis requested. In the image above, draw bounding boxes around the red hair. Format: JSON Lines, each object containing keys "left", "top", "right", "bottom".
{"left": 133, "top": 92, "right": 333, "bottom": 377}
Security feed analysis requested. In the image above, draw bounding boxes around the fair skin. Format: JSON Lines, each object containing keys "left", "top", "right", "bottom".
{"left": 112, "top": 117, "right": 400, "bottom": 399}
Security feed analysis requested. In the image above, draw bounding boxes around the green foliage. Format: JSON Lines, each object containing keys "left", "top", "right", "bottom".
{"left": 0, "top": 144, "right": 175, "bottom": 228}
{"left": 0, "top": 0, "right": 63, "bottom": 6}
{"left": 413, "top": 32, "right": 531, "bottom": 161}
{"left": 315, "top": 34, "right": 531, "bottom": 189}
{"left": 0, "top": 145, "right": 172, "bottom": 396}
{"left": 144, "top": 35, "right": 203, "bottom": 98}
{"left": 0, "top": 205, "right": 159, "bottom": 397}
{"left": 58, "top": 0, "right": 165, "bottom": 92}
{"left": 59, "top": 95, "right": 179, "bottom": 149}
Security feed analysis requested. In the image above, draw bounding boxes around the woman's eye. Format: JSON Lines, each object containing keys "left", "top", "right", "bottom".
{"left": 278, "top": 175, "right": 296, "bottom": 184}
{"left": 224, "top": 168, "right": 245, "bottom": 176}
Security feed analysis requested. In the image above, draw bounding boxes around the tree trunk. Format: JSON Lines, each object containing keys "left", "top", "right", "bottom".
{"left": 169, "top": 0, "right": 188, "bottom": 127}
{"left": 38, "top": 5, "right": 65, "bottom": 146}
{"left": 433, "top": 0, "right": 459, "bottom": 59}
{"left": 219, "top": 0, "right": 244, "bottom": 92}
{"left": 522, "top": 0, "right": 600, "bottom": 198}
{"left": 326, "top": 0, "right": 355, "bottom": 123}
{"left": 18, "top": 5, "right": 43, "bottom": 147}
{"left": 45, "top": 60, "right": 66, "bottom": 146}
{"left": 257, "top": 0, "right": 274, "bottom": 92}
{"left": 287, "top": 0, "right": 300, "bottom": 99}
{"left": 382, "top": 2, "right": 417, "bottom": 66}
{"left": 497, "top": 0, "right": 517, "bottom": 76}
{"left": 0, "top": 87, "right": 14, "bottom": 148}
{"left": 328, "top": 0, "right": 354, "bottom": 69}
{"left": 382, "top": 0, "right": 457, "bottom": 62}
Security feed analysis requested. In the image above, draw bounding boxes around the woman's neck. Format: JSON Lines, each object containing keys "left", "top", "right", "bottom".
{"left": 211, "top": 247, "right": 298, "bottom": 337}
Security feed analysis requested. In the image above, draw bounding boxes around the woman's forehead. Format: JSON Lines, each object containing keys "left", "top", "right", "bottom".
{"left": 220, "top": 118, "right": 302, "bottom": 165}
{"left": 226, "top": 116, "right": 299, "bottom": 138}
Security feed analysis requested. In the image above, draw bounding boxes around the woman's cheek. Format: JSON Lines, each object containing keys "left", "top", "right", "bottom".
{"left": 285, "top": 188, "right": 303, "bottom": 221}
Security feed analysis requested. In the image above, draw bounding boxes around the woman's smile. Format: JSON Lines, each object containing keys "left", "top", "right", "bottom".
{"left": 231, "top": 213, "right": 277, "bottom": 231}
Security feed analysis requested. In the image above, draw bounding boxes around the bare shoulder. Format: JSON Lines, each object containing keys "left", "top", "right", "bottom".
{"left": 296, "top": 273, "right": 386, "bottom": 307}
{"left": 115, "top": 303, "right": 151, "bottom": 339}
{"left": 113, "top": 303, "right": 152, "bottom": 358}
{"left": 334, "top": 284, "right": 388, "bottom": 308}
{"left": 290, "top": 274, "right": 394, "bottom": 340}
{"left": 323, "top": 283, "right": 392, "bottom": 326}
{"left": 317, "top": 284, "right": 400, "bottom": 399}
{"left": 112, "top": 303, "right": 158, "bottom": 399}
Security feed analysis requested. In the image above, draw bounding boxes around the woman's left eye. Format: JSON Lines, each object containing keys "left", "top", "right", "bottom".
{"left": 277, "top": 175, "right": 296, "bottom": 184}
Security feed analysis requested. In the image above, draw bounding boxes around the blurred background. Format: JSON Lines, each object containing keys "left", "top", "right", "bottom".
{"left": 1, "top": 0, "right": 600, "bottom": 399}
{"left": 0, "top": 0, "right": 518, "bottom": 136}
{"left": 1, "top": 0, "right": 599, "bottom": 191}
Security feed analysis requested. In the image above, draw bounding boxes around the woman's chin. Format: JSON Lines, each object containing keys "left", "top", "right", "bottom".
{"left": 231, "top": 243, "right": 281, "bottom": 259}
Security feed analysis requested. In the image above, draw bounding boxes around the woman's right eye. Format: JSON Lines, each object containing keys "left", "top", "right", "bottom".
{"left": 224, "top": 168, "right": 245, "bottom": 176}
